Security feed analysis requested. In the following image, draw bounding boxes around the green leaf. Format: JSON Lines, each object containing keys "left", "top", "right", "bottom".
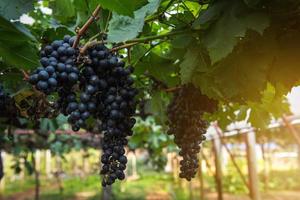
{"left": 131, "top": 44, "right": 148, "bottom": 65}
{"left": 40, "top": 118, "right": 58, "bottom": 132}
{"left": 201, "top": 0, "right": 269, "bottom": 64}
{"left": 99, "top": 9, "right": 111, "bottom": 30}
{"left": 47, "top": 133, "right": 56, "bottom": 143}
{"left": 258, "top": 83, "right": 290, "bottom": 118}
{"left": 135, "top": 51, "right": 179, "bottom": 87}
{"left": 0, "top": 17, "right": 39, "bottom": 69}
{"left": 55, "top": 114, "right": 68, "bottom": 128}
{"left": 236, "top": 105, "right": 248, "bottom": 121}
{"left": 0, "top": 0, "right": 34, "bottom": 20}
{"left": 168, "top": 11, "right": 194, "bottom": 28}
{"left": 193, "top": 1, "right": 227, "bottom": 29}
{"left": 43, "top": 26, "right": 74, "bottom": 42}
{"left": 107, "top": 0, "right": 161, "bottom": 43}
{"left": 0, "top": 16, "right": 36, "bottom": 40}
{"left": 192, "top": 31, "right": 275, "bottom": 102}
{"left": 268, "top": 28, "right": 300, "bottom": 91}
{"left": 171, "top": 34, "right": 195, "bottom": 49}
{"left": 248, "top": 106, "right": 270, "bottom": 129}
{"left": 144, "top": 92, "right": 169, "bottom": 125}
{"left": 180, "top": 46, "right": 209, "bottom": 84}
{"left": 50, "top": 0, "right": 76, "bottom": 23}
{"left": 0, "top": 72, "right": 26, "bottom": 92}
{"left": 97, "top": 0, "right": 148, "bottom": 17}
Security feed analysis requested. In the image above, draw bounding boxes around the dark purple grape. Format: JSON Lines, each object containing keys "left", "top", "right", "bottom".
{"left": 38, "top": 70, "right": 49, "bottom": 80}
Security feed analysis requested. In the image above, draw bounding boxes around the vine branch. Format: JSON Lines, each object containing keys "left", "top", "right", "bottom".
{"left": 72, "top": 5, "right": 102, "bottom": 48}
{"left": 110, "top": 42, "right": 139, "bottom": 52}
{"left": 125, "top": 29, "right": 192, "bottom": 44}
{"left": 110, "top": 29, "right": 198, "bottom": 52}
{"left": 81, "top": 27, "right": 199, "bottom": 54}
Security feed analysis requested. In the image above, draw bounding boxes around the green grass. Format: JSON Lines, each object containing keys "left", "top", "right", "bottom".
{"left": 37, "top": 171, "right": 187, "bottom": 200}
{"left": 4, "top": 178, "right": 36, "bottom": 196}
{"left": 263, "top": 169, "right": 300, "bottom": 191}
{"left": 2, "top": 169, "right": 300, "bottom": 199}
{"left": 40, "top": 175, "right": 102, "bottom": 200}
{"left": 111, "top": 172, "right": 174, "bottom": 200}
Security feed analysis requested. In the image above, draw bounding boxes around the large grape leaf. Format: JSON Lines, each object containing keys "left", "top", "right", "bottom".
{"left": 50, "top": 0, "right": 76, "bottom": 23}
{"left": 193, "top": 1, "right": 227, "bottom": 29}
{"left": 180, "top": 46, "right": 209, "bottom": 84}
{"left": 248, "top": 106, "right": 270, "bottom": 129}
{"left": 0, "top": 0, "right": 34, "bottom": 20}
{"left": 134, "top": 50, "right": 179, "bottom": 87}
{"left": 192, "top": 31, "right": 275, "bottom": 102}
{"left": 248, "top": 84, "right": 290, "bottom": 129}
{"left": 0, "top": 17, "right": 39, "bottom": 69}
{"left": 201, "top": 0, "right": 270, "bottom": 64}
{"left": 97, "top": 0, "right": 148, "bottom": 17}
{"left": 107, "top": 0, "right": 161, "bottom": 43}
{"left": 268, "top": 28, "right": 300, "bottom": 92}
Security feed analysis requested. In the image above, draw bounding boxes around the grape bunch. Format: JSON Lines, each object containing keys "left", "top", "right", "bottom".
{"left": 81, "top": 45, "right": 138, "bottom": 186}
{"left": 28, "top": 35, "right": 78, "bottom": 94}
{"left": 167, "top": 84, "right": 217, "bottom": 180}
{"left": 28, "top": 35, "right": 138, "bottom": 186}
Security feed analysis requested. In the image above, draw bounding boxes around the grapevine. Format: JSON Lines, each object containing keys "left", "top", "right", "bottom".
{"left": 1, "top": 0, "right": 298, "bottom": 192}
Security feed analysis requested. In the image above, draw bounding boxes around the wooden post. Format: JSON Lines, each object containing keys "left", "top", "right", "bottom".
{"left": 20, "top": 157, "right": 25, "bottom": 180}
{"left": 198, "top": 153, "right": 204, "bottom": 200}
{"left": 214, "top": 124, "right": 250, "bottom": 190}
{"left": 82, "top": 150, "right": 89, "bottom": 175}
{"left": 260, "top": 144, "right": 269, "bottom": 191}
{"left": 54, "top": 156, "right": 64, "bottom": 195}
{"left": 172, "top": 153, "right": 179, "bottom": 183}
{"left": 0, "top": 151, "right": 4, "bottom": 181}
{"left": 189, "top": 181, "right": 193, "bottom": 200}
{"left": 45, "top": 150, "right": 52, "bottom": 178}
{"left": 35, "top": 151, "right": 41, "bottom": 172}
{"left": 201, "top": 152, "right": 214, "bottom": 176}
{"left": 297, "top": 144, "right": 300, "bottom": 170}
{"left": 245, "top": 131, "right": 261, "bottom": 200}
{"left": 32, "top": 152, "right": 40, "bottom": 200}
{"left": 282, "top": 115, "right": 300, "bottom": 170}
{"left": 213, "top": 138, "right": 223, "bottom": 200}
{"left": 0, "top": 152, "right": 5, "bottom": 191}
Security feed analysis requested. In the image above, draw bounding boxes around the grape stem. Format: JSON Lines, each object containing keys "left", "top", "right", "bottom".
{"left": 21, "top": 69, "right": 29, "bottom": 80}
{"left": 72, "top": 5, "right": 102, "bottom": 48}
{"left": 110, "top": 42, "right": 139, "bottom": 52}
{"left": 80, "top": 40, "right": 107, "bottom": 54}
{"left": 127, "top": 47, "right": 132, "bottom": 64}
{"left": 163, "top": 86, "right": 181, "bottom": 92}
